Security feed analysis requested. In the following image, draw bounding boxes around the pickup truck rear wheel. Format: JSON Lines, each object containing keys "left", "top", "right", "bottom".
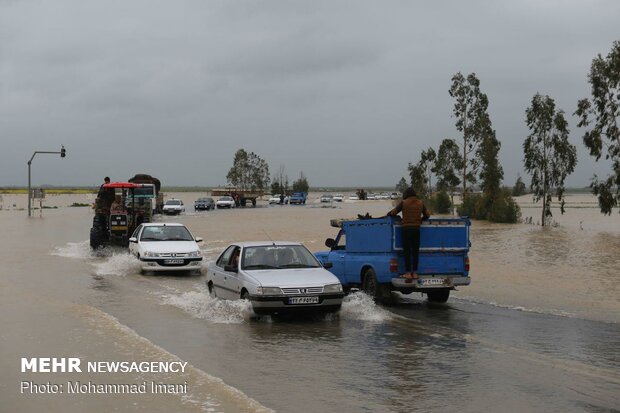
{"left": 362, "top": 268, "right": 394, "bottom": 305}
{"left": 427, "top": 289, "right": 450, "bottom": 303}
{"left": 362, "top": 268, "right": 378, "bottom": 297}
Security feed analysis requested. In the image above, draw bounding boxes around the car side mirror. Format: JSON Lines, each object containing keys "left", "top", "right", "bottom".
{"left": 129, "top": 237, "right": 138, "bottom": 243}
{"left": 325, "top": 238, "right": 336, "bottom": 248}
{"left": 195, "top": 237, "right": 203, "bottom": 243}
{"left": 224, "top": 264, "right": 238, "bottom": 273}
{"left": 323, "top": 262, "right": 333, "bottom": 269}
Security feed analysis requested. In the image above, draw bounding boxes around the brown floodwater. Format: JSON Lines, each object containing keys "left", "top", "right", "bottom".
{"left": 1, "top": 193, "right": 619, "bottom": 412}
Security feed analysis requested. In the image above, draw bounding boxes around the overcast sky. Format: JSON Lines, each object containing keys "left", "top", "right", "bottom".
{"left": 1, "top": 0, "right": 619, "bottom": 188}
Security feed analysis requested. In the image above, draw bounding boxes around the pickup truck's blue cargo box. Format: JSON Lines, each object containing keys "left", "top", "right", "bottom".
{"left": 344, "top": 217, "right": 470, "bottom": 253}
{"left": 316, "top": 215, "right": 472, "bottom": 302}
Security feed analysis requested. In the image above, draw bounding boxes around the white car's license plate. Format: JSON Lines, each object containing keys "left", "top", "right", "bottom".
{"left": 164, "top": 259, "right": 184, "bottom": 264}
{"left": 288, "top": 296, "right": 319, "bottom": 305}
{"left": 420, "top": 278, "right": 447, "bottom": 286}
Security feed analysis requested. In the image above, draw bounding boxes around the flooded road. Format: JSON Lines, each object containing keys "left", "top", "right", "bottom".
{"left": 1, "top": 194, "right": 619, "bottom": 412}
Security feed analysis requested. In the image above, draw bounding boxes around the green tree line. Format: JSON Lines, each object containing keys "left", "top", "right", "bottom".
{"left": 401, "top": 40, "right": 620, "bottom": 224}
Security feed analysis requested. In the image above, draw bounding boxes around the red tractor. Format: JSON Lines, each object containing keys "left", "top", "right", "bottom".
{"left": 90, "top": 182, "right": 155, "bottom": 249}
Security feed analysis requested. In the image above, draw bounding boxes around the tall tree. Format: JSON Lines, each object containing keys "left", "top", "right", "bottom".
{"left": 449, "top": 72, "right": 490, "bottom": 196}
{"left": 271, "top": 165, "right": 289, "bottom": 195}
{"left": 524, "top": 94, "right": 577, "bottom": 226}
{"left": 271, "top": 181, "right": 282, "bottom": 196}
{"left": 408, "top": 162, "right": 428, "bottom": 199}
{"left": 478, "top": 126, "right": 503, "bottom": 199}
{"left": 292, "top": 172, "right": 310, "bottom": 193}
{"left": 408, "top": 148, "right": 436, "bottom": 198}
{"left": 574, "top": 40, "right": 620, "bottom": 214}
{"left": 395, "top": 177, "right": 408, "bottom": 194}
{"left": 420, "top": 148, "right": 436, "bottom": 195}
{"left": 433, "top": 138, "right": 462, "bottom": 195}
{"left": 512, "top": 175, "right": 527, "bottom": 197}
{"left": 226, "top": 149, "right": 270, "bottom": 192}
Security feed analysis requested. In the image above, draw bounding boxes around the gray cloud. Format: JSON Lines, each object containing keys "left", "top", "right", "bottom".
{"left": 1, "top": 0, "right": 619, "bottom": 187}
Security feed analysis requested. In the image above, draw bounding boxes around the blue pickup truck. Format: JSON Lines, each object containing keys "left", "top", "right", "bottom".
{"left": 314, "top": 216, "right": 471, "bottom": 303}
{"left": 289, "top": 192, "right": 308, "bottom": 205}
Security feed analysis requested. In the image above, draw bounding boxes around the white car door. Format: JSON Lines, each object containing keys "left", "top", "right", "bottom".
{"left": 210, "top": 246, "right": 236, "bottom": 299}
{"left": 224, "top": 246, "right": 242, "bottom": 298}
{"left": 129, "top": 225, "right": 143, "bottom": 256}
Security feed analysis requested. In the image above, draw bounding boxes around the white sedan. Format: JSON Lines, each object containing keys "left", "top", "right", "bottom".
{"left": 268, "top": 195, "right": 289, "bottom": 205}
{"left": 206, "top": 242, "right": 344, "bottom": 315}
{"left": 129, "top": 223, "right": 203, "bottom": 273}
{"left": 162, "top": 199, "right": 185, "bottom": 215}
{"left": 216, "top": 196, "right": 236, "bottom": 209}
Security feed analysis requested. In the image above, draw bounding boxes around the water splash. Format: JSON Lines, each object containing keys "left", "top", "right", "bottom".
{"left": 165, "top": 288, "right": 391, "bottom": 324}
{"left": 338, "top": 292, "right": 393, "bottom": 322}
{"left": 93, "top": 253, "right": 143, "bottom": 276}
{"left": 163, "top": 288, "right": 254, "bottom": 324}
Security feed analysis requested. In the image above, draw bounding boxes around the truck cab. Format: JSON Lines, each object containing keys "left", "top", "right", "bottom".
{"left": 129, "top": 184, "right": 157, "bottom": 215}
{"left": 289, "top": 192, "right": 307, "bottom": 205}
{"left": 314, "top": 216, "right": 471, "bottom": 303}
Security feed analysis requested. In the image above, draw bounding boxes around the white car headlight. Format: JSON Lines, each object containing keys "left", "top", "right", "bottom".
{"left": 324, "top": 283, "right": 343, "bottom": 293}
{"left": 188, "top": 251, "right": 202, "bottom": 258}
{"left": 256, "top": 287, "right": 282, "bottom": 295}
{"left": 143, "top": 251, "right": 160, "bottom": 258}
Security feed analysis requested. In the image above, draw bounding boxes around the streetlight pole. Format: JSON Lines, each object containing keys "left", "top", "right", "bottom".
{"left": 27, "top": 145, "right": 66, "bottom": 217}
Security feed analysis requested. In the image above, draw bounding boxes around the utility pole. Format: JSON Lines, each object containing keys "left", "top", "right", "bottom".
{"left": 28, "top": 145, "right": 66, "bottom": 217}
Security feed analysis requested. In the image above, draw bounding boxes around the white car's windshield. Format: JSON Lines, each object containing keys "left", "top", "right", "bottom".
{"left": 241, "top": 245, "right": 321, "bottom": 270}
{"left": 219, "top": 197, "right": 232, "bottom": 202}
{"left": 140, "top": 226, "right": 193, "bottom": 241}
{"left": 165, "top": 200, "right": 181, "bottom": 205}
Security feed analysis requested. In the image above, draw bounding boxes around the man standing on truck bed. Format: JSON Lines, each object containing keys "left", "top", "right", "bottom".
{"left": 387, "top": 187, "right": 430, "bottom": 279}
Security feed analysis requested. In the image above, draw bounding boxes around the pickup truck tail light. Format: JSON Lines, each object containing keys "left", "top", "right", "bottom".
{"left": 465, "top": 257, "right": 470, "bottom": 272}
{"left": 389, "top": 258, "right": 398, "bottom": 273}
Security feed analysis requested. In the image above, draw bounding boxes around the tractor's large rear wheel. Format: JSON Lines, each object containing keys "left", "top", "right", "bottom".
{"left": 90, "top": 227, "right": 106, "bottom": 249}
{"left": 90, "top": 215, "right": 108, "bottom": 249}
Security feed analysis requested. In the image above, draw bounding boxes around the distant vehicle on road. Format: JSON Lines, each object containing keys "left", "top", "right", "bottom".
{"left": 162, "top": 199, "right": 185, "bottom": 215}
{"left": 289, "top": 192, "right": 307, "bottom": 205}
{"left": 194, "top": 197, "right": 215, "bottom": 211}
{"left": 320, "top": 194, "right": 333, "bottom": 203}
{"left": 211, "top": 187, "right": 262, "bottom": 207}
{"left": 128, "top": 174, "right": 164, "bottom": 214}
{"left": 390, "top": 192, "right": 400, "bottom": 200}
{"left": 206, "top": 241, "right": 344, "bottom": 315}
{"left": 129, "top": 223, "right": 203, "bottom": 274}
{"left": 216, "top": 196, "right": 236, "bottom": 209}
{"left": 333, "top": 194, "right": 344, "bottom": 202}
{"left": 348, "top": 194, "right": 359, "bottom": 201}
{"left": 269, "top": 195, "right": 289, "bottom": 205}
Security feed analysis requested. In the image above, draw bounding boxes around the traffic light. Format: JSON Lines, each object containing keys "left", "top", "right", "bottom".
{"left": 60, "top": 145, "right": 66, "bottom": 158}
